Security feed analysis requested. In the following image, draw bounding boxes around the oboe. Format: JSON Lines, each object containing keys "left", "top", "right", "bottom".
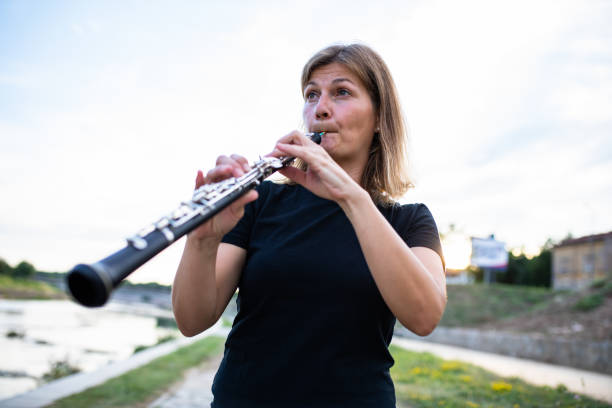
{"left": 67, "top": 132, "right": 324, "bottom": 307}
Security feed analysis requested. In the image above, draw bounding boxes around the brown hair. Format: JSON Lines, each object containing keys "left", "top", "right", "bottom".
{"left": 288, "top": 43, "right": 414, "bottom": 205}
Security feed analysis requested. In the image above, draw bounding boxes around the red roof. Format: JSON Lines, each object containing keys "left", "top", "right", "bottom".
{"left": 555, "top": 231, "right": 612, "bottom": 248}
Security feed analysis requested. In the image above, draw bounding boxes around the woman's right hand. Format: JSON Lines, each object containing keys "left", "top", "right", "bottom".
{"left": 188, "top": 154, "right": 258, "bottom": 243}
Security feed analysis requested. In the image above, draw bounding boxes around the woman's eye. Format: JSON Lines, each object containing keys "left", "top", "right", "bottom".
{"left": 305, "top": 91, "right": 318, "bottom": 101}
{"left": 337, "top": 88, "right": 350, "bottom": 96}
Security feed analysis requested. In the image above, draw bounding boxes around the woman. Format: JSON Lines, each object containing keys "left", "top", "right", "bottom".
{"left": 172, "top": 43, "right": 446, "bottom": 407}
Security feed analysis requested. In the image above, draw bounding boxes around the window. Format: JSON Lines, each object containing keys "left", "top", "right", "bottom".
{"left": 582, "top": 253, "right": 595, "bottom": 275}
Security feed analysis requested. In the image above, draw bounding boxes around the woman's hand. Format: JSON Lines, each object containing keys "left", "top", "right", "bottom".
{"left": 267, "top": 131, "right": 364, "bottom": 204}
{"left": 189, "top": 154, "right": 258, "bottom": 242}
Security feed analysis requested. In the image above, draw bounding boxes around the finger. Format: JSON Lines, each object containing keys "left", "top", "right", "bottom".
{"left": 264, "top": 146, "right": 287, "bottom": 158}
{"left": 230, "top": 154, "right": 251, "bottom": 173}
{"left": 205, "top": 165, "right": 234, "bottom": 183}
{"left": 195, "top": 170, "right": 205, "bottom": 189}
{"left": 237, "top": 190, "right": 258, "bottom": 206}
{"left": 278, "top": 166, "right": 306, "bottom": 186}
{"left": 215, "top": 155, "right": 245, "bottom": 177}
{"left": 274, "top": 130, "right": 312, "bottom": 148}
{"left": 265, "top": 130, "right": 321, "bottom": 158}
{"left": 215, "top": 155, "right": 231, "bottom": 166}
{"left": 229, "top": 190, "right": 258, "bottom": 218}
{"left": 276, "top": 142, "right": 319, "bottom": 163}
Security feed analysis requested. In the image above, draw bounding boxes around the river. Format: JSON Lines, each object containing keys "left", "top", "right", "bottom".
{"left": 0, "top": 299, "right": 178, "bottom": 400}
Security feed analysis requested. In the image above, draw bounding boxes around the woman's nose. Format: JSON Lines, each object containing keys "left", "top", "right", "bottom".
{"left": 315, "top": 95, "right": 331, "bottom": 119}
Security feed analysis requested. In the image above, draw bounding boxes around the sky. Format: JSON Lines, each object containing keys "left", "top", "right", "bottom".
{"left": 1, "top": 0, "right": 611, "bottom": 282}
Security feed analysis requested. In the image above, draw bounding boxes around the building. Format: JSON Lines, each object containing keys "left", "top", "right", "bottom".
{"left": 552, "top": 231, "right": 612, "bottom": 290}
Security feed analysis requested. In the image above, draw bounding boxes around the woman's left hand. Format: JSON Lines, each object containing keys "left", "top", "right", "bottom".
{"left": 266, "top": 131, "right": 364, "bottom": 204}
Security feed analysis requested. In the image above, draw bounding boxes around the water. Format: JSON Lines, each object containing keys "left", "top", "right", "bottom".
{"left": 0, "top": 299, "right": 177, "bottom": 400}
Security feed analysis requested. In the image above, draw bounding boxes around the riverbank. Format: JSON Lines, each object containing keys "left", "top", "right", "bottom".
{"left": 0, "top": 299, "right": 179, "bottom": 400}
{"left": 0, "top": 328, "right": 226, "bottom": 408}
{"left": 0, "top": 275, "right": 65, "bottom": 300}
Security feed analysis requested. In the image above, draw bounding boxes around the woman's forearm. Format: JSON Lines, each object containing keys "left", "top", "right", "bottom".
{"left": 339, "top": 189, "right": 447, "bottom": 336}
{"left": 172, "top": 236, "right": 220, "bottom": 336}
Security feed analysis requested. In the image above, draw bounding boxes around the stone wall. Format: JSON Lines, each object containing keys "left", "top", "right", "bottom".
{"left": 395, "top": 326, "right": 612, "bottom": 375}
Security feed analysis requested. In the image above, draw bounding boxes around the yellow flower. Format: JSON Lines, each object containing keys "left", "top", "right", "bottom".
{"left": 466, "top": 401, "right": 480, "bottom": 408}
{"left": 441, "top": 361, "right": 463, "bottom": 371}
{"left": 459, "top": 375, "right": 472, "bottom": 383}
{"left": 491, "top": 381, "right": 513, "bottom": 392}
{"left": 410, "top": 367, "right": 422, "bottom": 375}
{"left": 513, "top": 404, "right": 520, "bottom": 408}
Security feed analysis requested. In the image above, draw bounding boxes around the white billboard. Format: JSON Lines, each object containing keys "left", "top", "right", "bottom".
{"left": 470, "top": 237, "right": 508, "bottom": 269}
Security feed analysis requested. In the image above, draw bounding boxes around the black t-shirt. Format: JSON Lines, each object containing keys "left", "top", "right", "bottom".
{"left": 212, "top": 181, "right": 443, "bottom": 407}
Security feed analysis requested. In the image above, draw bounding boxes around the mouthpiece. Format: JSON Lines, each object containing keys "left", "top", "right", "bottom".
{"left": 306, "top": 131, "right": 324, "bottom": 144}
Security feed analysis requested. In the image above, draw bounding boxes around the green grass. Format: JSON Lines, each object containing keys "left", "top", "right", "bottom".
{"left": 439, "top": 283, "right": 555, "bottom": 327}
{"left": 133, "top": 334, "right": 177, "bottom": 354}
{"left": 46, "top": 335, "right": 225, "bottom": 408}
{"left": 0, "top": 275, "right": 65, "bottom": 299}
{"left": 390, "top": 345, "right": 610, "bottom": 408}
{"left": 574, "top": 293, "right": 605, "bottom": 312}
{"left": 574, "top": 278, "right": 612, "bottom": 312}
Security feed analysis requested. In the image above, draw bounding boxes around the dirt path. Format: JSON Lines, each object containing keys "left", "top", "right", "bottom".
{"left": 147, "top": 354, "right": 223, "bottom": 408}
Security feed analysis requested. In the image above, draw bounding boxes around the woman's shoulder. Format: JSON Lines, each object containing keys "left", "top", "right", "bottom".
{"left": 379, "top": 201, "right": 434, "bottom": 224}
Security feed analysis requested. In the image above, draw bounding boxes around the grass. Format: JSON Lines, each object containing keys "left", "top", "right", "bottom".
{"left": 0, "top": 274, "right": 66, "bottom": 299}
{"left": 133, "top": 334, "right": 177, "bottom": 354}
{"left": 390, "top": 345, "right": 611, "bottom": 408}
{"left": 573, "top": 293, "right": 605, "bottom": 312}
{"left": 46, "top": 335, "right": 225, "bottom": 408}
{"left": 572, "top": 278, "right": 612, "bottom": 312}
{"left": 439, "top": 283, "right": 555, "bottom": 327}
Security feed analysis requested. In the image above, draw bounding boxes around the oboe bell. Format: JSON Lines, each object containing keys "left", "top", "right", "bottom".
{"left": 67, "top": 132, "right": 324, "bottom": 307}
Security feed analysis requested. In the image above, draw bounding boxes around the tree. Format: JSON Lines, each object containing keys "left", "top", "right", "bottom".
{"left": 497, "top": 249, "right": 551, "bottom": 287}
{"left": 13, "top": 261, "right": 36, "bottom": 279}
{"left": 0, "top": 258, "right": 12, "bottom": 275}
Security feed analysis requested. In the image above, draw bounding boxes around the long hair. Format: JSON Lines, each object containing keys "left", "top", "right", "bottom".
{"left": 288, "top": 43, "right": 414, "bottom": 205}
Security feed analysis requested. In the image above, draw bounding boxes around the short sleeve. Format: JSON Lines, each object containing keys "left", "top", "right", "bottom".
{"left": 220, "top": 181, "right": 270, "bottom": 249}
{"left": 392, "top": 204, "right": 445, "bottom": 269}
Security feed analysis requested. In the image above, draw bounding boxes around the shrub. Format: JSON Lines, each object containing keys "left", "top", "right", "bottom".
{"left": 573, "top": 293, "right": 604, "bottom": 312}
{"left": 43, "top": 360, "right": 81, "bottom": 382}
{"left": 13, "top": 261, "right": 36, "bottom": 279}
{"left": 156, "top": 316, "right": 178, "bottom": 328}
{"left": 6, "top": 330, "right": 25, "bottom": 339}
{"left": 603, "top": 281, "right": 612, "bottom": 296}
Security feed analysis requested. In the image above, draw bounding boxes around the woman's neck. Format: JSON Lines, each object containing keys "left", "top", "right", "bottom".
{"left": 337, "top": 157, "right": 367, "bottom": 186}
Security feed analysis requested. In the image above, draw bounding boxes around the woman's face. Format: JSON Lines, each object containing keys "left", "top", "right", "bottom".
{"left": 303, "top": 62, "right": 377, "bottom": 167}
